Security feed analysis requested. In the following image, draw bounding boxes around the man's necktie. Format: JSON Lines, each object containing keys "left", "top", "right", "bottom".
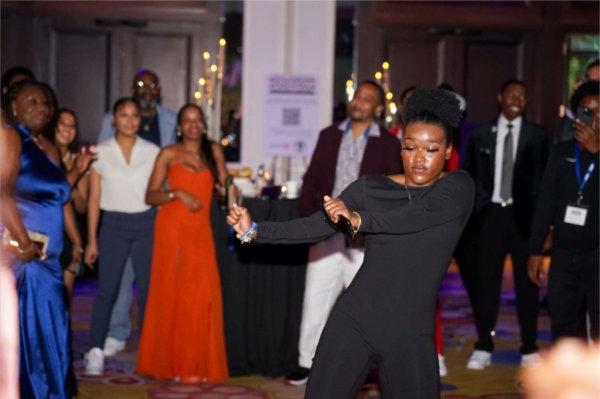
{"left": 500, "top": 123, "right": 514, "bottom": 203}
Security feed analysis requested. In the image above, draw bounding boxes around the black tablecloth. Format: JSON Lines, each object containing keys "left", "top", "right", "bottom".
{"left": 211, "top": 198, "right": 308, "bottom": 377}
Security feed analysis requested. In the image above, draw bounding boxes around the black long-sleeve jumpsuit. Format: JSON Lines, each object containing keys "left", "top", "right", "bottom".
{"left": 256, "top": 171, "right": 474, "bottom": 399}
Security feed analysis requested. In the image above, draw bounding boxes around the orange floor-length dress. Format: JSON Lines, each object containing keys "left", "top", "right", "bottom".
{"left": 137, "top": 164, "right": 228, "bottom": 382}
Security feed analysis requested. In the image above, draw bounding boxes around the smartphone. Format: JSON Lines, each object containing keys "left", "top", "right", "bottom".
{"left": 321, "top": 201, "right": 356, "bottom": 240}
{"left": 577, "top": 107, "right": 594, "bottom": 126}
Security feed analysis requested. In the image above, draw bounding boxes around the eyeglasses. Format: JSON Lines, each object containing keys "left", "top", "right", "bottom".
{"left": 136, "top": 81, "right": 158, "bottom": 89}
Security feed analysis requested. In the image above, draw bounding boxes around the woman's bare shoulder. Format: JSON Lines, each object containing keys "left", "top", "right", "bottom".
{"left": 158, "top": 145, "right": 179, "bottom": 160}
{"left": 0, "top": 125, "right": 21, "bottom": 146}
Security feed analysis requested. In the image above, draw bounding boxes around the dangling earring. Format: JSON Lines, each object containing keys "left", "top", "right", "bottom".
{"left": 176, "top": 128, "right": 182, "bottom": 137}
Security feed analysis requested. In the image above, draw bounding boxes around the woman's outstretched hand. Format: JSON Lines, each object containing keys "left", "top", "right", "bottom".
{"left": 323, "top": 195, "right": 351, "bottom": 223}
{"left": 75, "top": 146, "right": 97, "bottom": 175}
{"left": 227, "top": 204, "right": 253, "bottom": 236}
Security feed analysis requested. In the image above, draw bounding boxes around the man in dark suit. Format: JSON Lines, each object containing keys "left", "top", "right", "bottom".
{"left": 463, "top": 79, "right": 549, "bottom": 369}
{"left": 285, "top": 81, "right": 402, "bottom": 385}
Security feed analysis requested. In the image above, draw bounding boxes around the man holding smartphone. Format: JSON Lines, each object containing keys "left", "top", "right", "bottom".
{"left": 527, "top": 80, "right": 599, "bottom": 341}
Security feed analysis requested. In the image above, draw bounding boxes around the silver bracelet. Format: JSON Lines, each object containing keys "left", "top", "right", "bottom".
{"left": 237, "top": 222, "right": 257, "bottom": 244}
{"left": 351, "top": 211, "right": 362, "bottom": 234}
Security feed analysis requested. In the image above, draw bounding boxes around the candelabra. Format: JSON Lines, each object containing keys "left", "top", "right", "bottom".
{"left": 194, "top": 38, "right": 227, "bottom": 141}
{"left": 375, "top": 61, "right": 397, "bottom": 128}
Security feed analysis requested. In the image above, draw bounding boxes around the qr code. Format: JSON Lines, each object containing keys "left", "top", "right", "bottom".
{"left": 282, "top": 108, "right": 300, "bottom": 126}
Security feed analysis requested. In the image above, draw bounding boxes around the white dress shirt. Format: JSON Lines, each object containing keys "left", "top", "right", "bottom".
{"left": 93, "top": 137, "right": 160, "bottom": 213}
{"left": 492, "top": 114, "right": 522, "bottom": 204}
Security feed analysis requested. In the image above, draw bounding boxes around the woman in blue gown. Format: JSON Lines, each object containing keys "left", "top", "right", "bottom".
{"left": 1, "top": 80, "right": 83, "bottom": 398}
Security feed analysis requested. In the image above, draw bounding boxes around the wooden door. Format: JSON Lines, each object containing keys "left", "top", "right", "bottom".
{"left": 464, "top": 40, "right": 523, "bottom": 124}
{"left": 387, "top": 36, "right": 441, "bottom": 95}
{"left": 133, "top": 33, "right": 191, "bottom": 112}
{"left": 53, "top": 30, "right": 110, "bottom": 143}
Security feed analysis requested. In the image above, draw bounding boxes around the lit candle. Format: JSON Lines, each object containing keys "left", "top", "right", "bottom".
{"left": 218, "top": 38, "right": 226, "bottom": 80}
{"left": 202, "top": 52, "right": 211, "bottom": 108}
{"left": 203, "top": 51, "right": 211, "bottom": 77}
{"left": 213, "top": 38, "right": 227, "bottom": 141}
{"left": 381, "top": 61, "right": 390, "bottom": 95}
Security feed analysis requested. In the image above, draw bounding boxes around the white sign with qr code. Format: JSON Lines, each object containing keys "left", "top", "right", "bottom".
{"left": 264, "top": 74, "right": 319, "bottom": 156}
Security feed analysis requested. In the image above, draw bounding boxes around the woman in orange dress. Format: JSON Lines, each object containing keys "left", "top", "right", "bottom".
{"left": 137, "top": 103, "right": 229, "bottom": 383}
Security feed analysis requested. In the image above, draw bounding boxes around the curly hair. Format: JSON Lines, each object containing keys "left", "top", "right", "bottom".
{"left": 402, "top": 87, "right": 462, "bottom": 143}
{"left": 570, "top": 80, "right": 599, "bottom": 113}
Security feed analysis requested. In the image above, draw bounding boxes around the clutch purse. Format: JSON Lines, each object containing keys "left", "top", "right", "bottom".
{"left": 2, "top": 228, "right": 49, "bottom": 260}
{"left": 321, "top": 201, "right": 356, "bottom": 241}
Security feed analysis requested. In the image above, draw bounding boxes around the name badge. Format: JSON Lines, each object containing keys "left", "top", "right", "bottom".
{"left": 564, "top": 203, "right": 588, "bottom": 226}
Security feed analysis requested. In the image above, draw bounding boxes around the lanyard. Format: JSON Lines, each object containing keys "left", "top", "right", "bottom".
{"left": 344, "top": 121, "right": 371, "bottom": 140}
{"left": 574, "top": 143, "right": 596, "bottom": 202}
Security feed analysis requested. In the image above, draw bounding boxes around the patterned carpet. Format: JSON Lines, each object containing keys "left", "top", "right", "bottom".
{"left": 71, "top": 260, "right": 551, "bottom": 399}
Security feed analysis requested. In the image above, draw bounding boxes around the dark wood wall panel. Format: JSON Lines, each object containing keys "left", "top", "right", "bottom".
{"left": 55, "top": 31, "right": 109, "bottom": 143}
{"left": 465, "top": 42, "right": 520, "bottom": 124}
{"left": 1, "top": 2, "right": 219, "bottom": 144}
{"left": 357, "top": 1, "right": 599, "bottom": 135}
{"left": 387, "top": 39, "right": 439, "bottom": 94}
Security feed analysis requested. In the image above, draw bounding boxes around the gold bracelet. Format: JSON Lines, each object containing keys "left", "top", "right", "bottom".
{"left": 351, "top": 211, "right": 362, "bottom": 234}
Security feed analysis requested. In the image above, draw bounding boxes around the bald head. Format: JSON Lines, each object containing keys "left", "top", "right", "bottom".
{"left": 132, "top": 69, "right": 160, "bottom": 114}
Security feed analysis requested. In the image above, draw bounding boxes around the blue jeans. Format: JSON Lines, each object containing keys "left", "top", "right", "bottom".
{"left": 90, "top": 209, "right": 154, "bottom": 348}
{"left": 107, "top": 258, "right": 134, "bottom": 341}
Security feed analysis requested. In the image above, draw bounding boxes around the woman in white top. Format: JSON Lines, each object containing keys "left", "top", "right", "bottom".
{"left": 83, "top": 97, "right": 160, "bottom": 375}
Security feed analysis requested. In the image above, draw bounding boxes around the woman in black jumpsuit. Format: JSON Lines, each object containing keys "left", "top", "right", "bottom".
{"left": 228, "top": 88, "right": 474, "bottom": 399}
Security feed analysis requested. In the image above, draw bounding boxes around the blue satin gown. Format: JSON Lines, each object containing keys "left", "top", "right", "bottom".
{"left": 8, "top": 125, "right": 73, "bottom": 398}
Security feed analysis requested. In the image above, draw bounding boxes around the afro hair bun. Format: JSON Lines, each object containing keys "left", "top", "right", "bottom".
{"left": 403, "top": 88, "right": 462, "bottom": 129}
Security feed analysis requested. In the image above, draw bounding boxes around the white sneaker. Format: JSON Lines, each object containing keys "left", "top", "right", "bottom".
{"left": 466, "top": 350, "right": 492, "bottom": 370}
{"left": 521, "top": 352, "right": 540, "bottom": 367}
{"left": 103, "top": 337, "right": 126, "bottom": 357}
{"left": 438, "top": 354, "right": 448, "bottom": 377}
{"left": 84, "top": 347, "right": 104, "bottom": 375}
